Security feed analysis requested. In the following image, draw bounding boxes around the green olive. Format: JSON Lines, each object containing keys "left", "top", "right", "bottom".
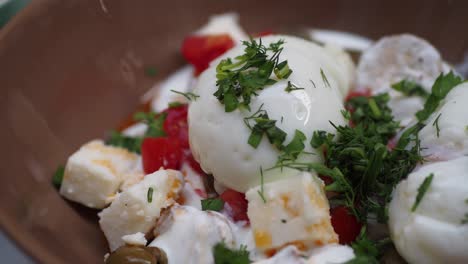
{"left": 105, "top": 245, "right": 168, "bottom": 264}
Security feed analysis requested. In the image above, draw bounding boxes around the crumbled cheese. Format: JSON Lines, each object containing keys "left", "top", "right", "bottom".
{"left": 246, "top": 171, "right": 337, "bottom": 252}
{"left": 59, "top": 140, "right": 139, "bottom": 209}
{"left": 99, "top": 169, "right": 184, "bottom": 251}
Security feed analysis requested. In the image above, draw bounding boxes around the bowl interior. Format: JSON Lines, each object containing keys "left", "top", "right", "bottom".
{"left": 0, "top": 0, "right": 466, "bottom": 263}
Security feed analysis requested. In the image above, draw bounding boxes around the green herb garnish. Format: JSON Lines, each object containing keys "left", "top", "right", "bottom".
{"left": 214, "top": 38, "right": 291, "bottom": 112}
{"left": 170, "top": 90, "right": 200, "bottom": 101}
{"left": 433, "top": 113, "right": 442, "bottom": 138}
{"left": 257, "top": 167, "right": 267, "bottom": 203}
{"left": 201, "top": 198, "right": 225, "bottom": 212}
{"left": 276, "top": 129, "right": 307, "bottom": 166}
{"left": 213, "top": 242, "right": 250, "bottom": 264}
{"left": 346, "top": 227, "right": 390, "bottom": 264}
{"left": 320, "top": 68, "right": 331, "bottom": 88}
{"left": 284, "top": 81, "right": 304, "bottom": 93}
{"left": 391, "top": 80, "right": 429, "bottom": 98}
{"left": 147, "top": 187, "right": 154, "bottom": 203}
{"left": 416, "top": 71, "right": 463, "bottom": 122}
{"left": 107, "top": 111, "right": 167, "bottom": 153}
{"left": 52, "top": 165, "right": 65, "bottom": 189}
{"left": 244, "top": 105, "right": 286, "bottom": 149}
{"left": 106, "top": 131, "right": 143, "bottom": 153}
{"left": 411, "top": 173, "right": 434, "bottom": 212}
{"left": 134, "top": 111, "right": 167, "bottom": 138}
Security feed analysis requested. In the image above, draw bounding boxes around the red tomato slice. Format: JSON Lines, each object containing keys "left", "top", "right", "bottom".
{"left": 345, "top": 89, "right": 372, "bottom": 102}
{"left": 330, "top": 206, "right": 362, "bottom": 244}
{"left": 141, "top": 137, "right": 183, "bottom": 174}
{"left": 163, "top": 104, "right": 190, "bottom": 149}
{"left": 184, "top": 151, "right": 204, "bottom": 175}
{"left": 220, "top": 189, "right": 249, "bottom": 222}
{"left": 181, "top": 34, "right": 234, "bottom": 75}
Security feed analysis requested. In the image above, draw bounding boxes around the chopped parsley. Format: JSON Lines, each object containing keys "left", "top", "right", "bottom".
{"left": 276, "top": 129, "right": 307, "bottom": 166}
{"left": 201, "top": 198, "right": 225, "bottom": 211}
{"left": 170, "top": 90, "right": 200, "bottom": 101}
{"left": 257, "top": 167, "right": 267, "bottom": 203}
{"left": 462, "top": 199, "right": 468, "bottom": 224}
{"left": 391, "top": 80, "right": 429, "bottom": 98}
{"left": 292, "top": 93, "right": 421, "bottom": 223}
{"left": 346, "top": 227, "right": 390, "bottom": 264}
{"left": 411, "top": 173, "right": 434, "bottom": 212}
{"left": 147, "top": 187, "right": 154, "bottom": 203}
{"left": 461, "top": 214, "right": 468, "bottom": 225}
{"left": 432, "top": 113, "right": 442, "bottom": 138}
{"left": 213, "top": 242, "right": 250, "bottom": 264}
{"left": 310, "top": 79, "right": 317, "bottom": 88}
{"left": 52, "top": 165, "right": 65, "bottom": 189}
{"left": 106, "top": 131, "right": 143, "bottom": 153}
{"left": 320, "top": 68, "right": 331, "bottom": 88}
{"left": 106, "top": 111, "right": 167, "bottom": 153}
{"left": 214, "top": 38, "right": 291, "bottom": 112}
{"left": 284, "top": 81, "right": 304, "bottom": 93}
{"left": 416, "top": 71, "right": 463, "bottom": 122}
{"left": 134, "top": 111, "right": 167, "bottom": 138}
{"left": 244, "top": 105, "right": 286, "bottom": 149}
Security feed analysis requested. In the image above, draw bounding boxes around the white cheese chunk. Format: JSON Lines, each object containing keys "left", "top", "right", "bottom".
{"left": 149, "top": 205, "right": 235, "bottom": 264}
{"left": 121, "top": 232, "right": 147, "bottom": 246}
{"left": 389, "top": 157, "right": 468, "bottom": 264}
{"left": 99, "top": 169, "right": 184, "bottom": 251}
{"left": 59, "top": 140, "right": 139, "bottom": 209}
{"left": 246, "top": 171, "right": 338, "bottom": 251}
{"left": 419, "top": 83, "right": 468, "bottom": 160}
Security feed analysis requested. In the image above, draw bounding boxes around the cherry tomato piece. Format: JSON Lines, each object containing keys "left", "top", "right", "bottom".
{"left": 220, "top": 189, "right": 249, "bottom": 222}
{"left": 141, "top": 137, "right": 183, "bottom": 174}
{"left": 181, "top": 34, "right": 234, "bottom": 75}
{"left": 163, "top": 104, "right": 189, "bottom": 149}
{"left": 345, "top": 89, "right": 372, "bottom": 102}
{"left": 330, "top": 206, "right": 362, "bottom": 244}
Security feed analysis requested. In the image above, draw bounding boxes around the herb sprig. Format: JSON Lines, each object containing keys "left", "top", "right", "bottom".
{"left": 411, "top": 173, "right": 434, "bottom": 212}
{"left": 391, "top": 80, "right": 429, "bottom": 98}
{"left": 214, "top": 38, "right": 291, "bottom": 112}
{"left": 415, "top": 71, "right": 463, "bottom": 122}
{"left": 106, "top": 111, "right": 168, "bottom": 153}
{"left": 213, "top": 242, "right": 250, "bottom": 264}
{"left": 201, "top": 198, "right": 225, "bottom": 212}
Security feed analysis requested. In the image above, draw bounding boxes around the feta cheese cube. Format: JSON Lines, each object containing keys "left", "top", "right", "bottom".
{"left": 59, "top": 140, "right": 139, "bottom": 209}
{"left": 246, "top": 171, "right": 338, "bottom": 251}
{"left": 99, "top": 169, "right": 184, "bottom": 251}
{"left": 149, "top": 205, "right": 235, "bottom": 264}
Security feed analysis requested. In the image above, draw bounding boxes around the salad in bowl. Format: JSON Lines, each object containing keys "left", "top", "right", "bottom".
{"left": 54, "top": 13, "right": 468, "bottom": 264}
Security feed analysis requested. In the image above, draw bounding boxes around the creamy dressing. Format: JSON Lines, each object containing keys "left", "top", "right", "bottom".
{"left": 149, "top": 205, "right": 236, "bottom": 264}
